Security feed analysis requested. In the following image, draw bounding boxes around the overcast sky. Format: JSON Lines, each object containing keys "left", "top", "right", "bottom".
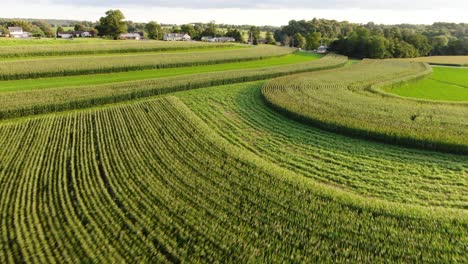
{"left": 2, "top": 0, "right": 467, "bottom": 26}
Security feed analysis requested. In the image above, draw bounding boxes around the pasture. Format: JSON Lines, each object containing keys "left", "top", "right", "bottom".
{"left": 388, "top": 67, "right": 468, "bottom": 101}
{"left": 0, "top": 41, "right": 466, "bottom": 262}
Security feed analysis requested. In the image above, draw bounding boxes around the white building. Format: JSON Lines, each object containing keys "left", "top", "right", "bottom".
{"left": 316, "top": 45, "right": 329, "bottom": 54}
{"left": 58, "top": 31, "right": 93, "bottom": 38}
{"left": 163, "top": 33, "right": 191, "bottom": 41}
{"left": 8, "top": 27, "right": 30, "bottom": 38}
{"left": 119, "top": 33, "right": 142, "bottom": 40}
{"left": 201, "top": 36, "right": 236, "bottom": 42}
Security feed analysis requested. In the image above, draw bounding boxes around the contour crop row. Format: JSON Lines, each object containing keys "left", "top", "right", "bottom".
{"left": 261, "top": 60, "right": 468, "bottom": 153}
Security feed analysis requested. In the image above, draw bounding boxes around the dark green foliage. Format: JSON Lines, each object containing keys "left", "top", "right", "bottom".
{"left": 96, "top": 9, "right": 127, "bottom": 39}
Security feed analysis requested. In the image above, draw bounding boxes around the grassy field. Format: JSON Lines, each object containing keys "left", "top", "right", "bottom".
{"left": 404, "top": 55, "right": 468, "bottom": 66}
{"left": 0, "top": 54, "right": 346, "bottom": 119}
{"left": 0, "top": 39, "right": 239, "bottom": 58}
{"left": 0, "top": 37, "right": 108, "bottom": 46}
{"left": 262, "top": 60, "right": 468, "bottom": 153}
{"left": 0, "top": 41, "right": 466, "bottom": 262}
{"left": 388, "top": 67, "right": 468, "bottom": 101}
{"left": 0, "top": 53, "right": 322, "bottom": 92}
{"left": 0, "top": 45, "right": 294, "bottom": 80}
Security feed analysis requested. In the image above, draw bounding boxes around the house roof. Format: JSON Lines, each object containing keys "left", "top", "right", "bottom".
{"left": 120, "top": 33, "right": 141, "bottom": 37}
{"left": 164, "top": 33, "right": 190, "bottom": 38}
{"left": 58, "top": 31, "right": 90, "bottom": 35}
{"left": 8, "top": 27, "right": 23, "bottom": 32}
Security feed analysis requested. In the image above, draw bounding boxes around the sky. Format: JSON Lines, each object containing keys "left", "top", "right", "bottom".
{"left": 2, "top": 0, "right": 467, "bottom": 26}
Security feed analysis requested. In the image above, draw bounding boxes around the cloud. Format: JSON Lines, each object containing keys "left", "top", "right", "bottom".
{"left": 48, "top": 0, "right": 468, "bottom": 10}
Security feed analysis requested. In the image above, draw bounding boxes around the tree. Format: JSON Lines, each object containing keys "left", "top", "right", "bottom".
{"left": 282, "top": 35, "right": 291, "bottom": 46}
{"left": 201, "top": 21, "right": 217, "bottom": 37}
{"left": 181, "top": 24, "right": 196, "bottom": 38}
{"left": 145, "top": 21, "right": 162, "bottom": 40}
{"left": 30, "top": 25, "right": 45, "bottom": 38}
{"left": 89, "top": 28, "right": 98, "bottom": 37}
{"left": 0, "top": 25, "right": 7, "bottom": 36}
{"left": 265, "top": 31, "right": 276, "bottom": 45}
{"left": 293, "top": 33, "right": 306, "bottom": 48}
{"left": 226, "top": 29, "right": 243, "bottom": 42}
{"left": 368, "top": 36, "right": 387, "bottom": 58}
{"left": 74, "top": 24, "right": 85, "bottom": 31}
{"left": 56, "top": 26, "right": 64, "bottom": 37}
{"left": 33, "top": 20, "right": 54, "bottom": 37}
{"left": 96, "top": 9, "right": 127, "bottom": 39}
{"left": 305, "top": 32, "right": 321, "bottom": 50}
{"left": 6, "top": 20, "right": 33, "bottom": 32}
{"left": 249, "top": 26, "right": 261, "bottom": 45}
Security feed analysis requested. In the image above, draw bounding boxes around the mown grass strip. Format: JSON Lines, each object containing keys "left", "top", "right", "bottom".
{"left": 0, "top": 54, "right": 347, "bottom": 119}
{"left": 387, "top": 67, "right": 468, "bottom": 101}
{"left": 0, "top": 45, "right": 293, "bottom": 80}
{"left": 0, "top": 52, "right": 322, "bottom": 92}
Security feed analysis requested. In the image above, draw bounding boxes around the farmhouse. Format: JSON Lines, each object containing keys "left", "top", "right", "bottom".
{"left": 316, "top": 45, "right": 329, "bottom": 54}
{"left": 164, "top": 33, "right": 191, "bottom": 41}
{"left": 8, "top": 27, "right": 30, "bottom": 38}
{"left": 119, "top": 33, "right": 142, "bottom": 40}
{"left": 57, "top": 31, "right": 92, "bottom": 38}
{"left": 201, "top": 36, "right": 236, "bottom": 42}
{"left": 201, "top": 36, "right": 213, "bottom": 42}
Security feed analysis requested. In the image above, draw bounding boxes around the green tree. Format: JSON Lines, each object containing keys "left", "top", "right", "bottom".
{"left": 305, "top": 32, "right": 321, "bottom": 50}
{"left": 181, "top": 24, "right": 196, "bottom": 38}
{"left": 293, "top": 33, "right": 306, "bottom": 48}
{"left": 201, "top": 21, "right": 217, "bottom": 37}
{"left": 0, "top": 25, "right": 7, "bottom": 36}
{"left": 145, "top": 21, "right": 162, "bottom": 40}
{"left": 265, "top": 31, "right": 276, "bottom": 45}
{"left": 249, "top": 26, "right": 261, "bottom": 45}
{"left": 368, "top": 36, "right": 387, "bottom": 58}
{"left": 97, "top": 9, "right": 127, "bottom": 39}
{"left": 56, "top": 26, "right": 64, "bottom": 37}
{"left": 226, "top": 29, "right": 243, "bottom": 42}
{"left": 30, "top": 25, "right": 45, "bottom": 38}
{"left": 74, "top": 24, "right": 85, "bottom": 31}
{"left": 32, "top": 20, "right": 54, "bottom": 37}
{"left": 6, "top": 20, "right": 33, "bottom": 32}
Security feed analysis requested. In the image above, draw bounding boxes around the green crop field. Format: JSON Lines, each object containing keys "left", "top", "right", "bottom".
{"left": 0, "top": 45, "right": 295, "bottom": 80}
{"left": 0, "top": 52, "right": 322, "bottom": 92}
{"left": 403, "top": 56, "right": 468, "bottom": 66}
{"left": 262, "top": 60, "right": 468, "bottom": 153}
{"left": 0, "top": 39, "right": 239, "bottom": 58}
{"left": 0, "top": 41, "right": 466, "bottom": 262}
{"left": 388, "top": 66, "right": 468, "bottom": 101}
{"left": 0, "top": 37, "right": 109, "bottom": 46}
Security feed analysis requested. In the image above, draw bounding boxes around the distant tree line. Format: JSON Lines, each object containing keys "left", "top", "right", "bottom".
{"left": 274, "top": 18, "right": 468, "bottom": 58}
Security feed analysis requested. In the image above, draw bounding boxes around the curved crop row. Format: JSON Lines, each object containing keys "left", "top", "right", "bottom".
{"left": 0, "top": 96, "right": 465, "bottom": 262}
{"left": 0, "top": 45, "right": 292, "bottom": 80}
{"left": 0, "top": 40, "right": 237, "bottom": 58}
{"left": 261, "top": 60, "right": 468, "bottom": 153}
{"left": 177, "top": 81, "right": 468, "bottom": 209}
{"left": 0, "top": 54, "right": 348, "bottom": 119}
